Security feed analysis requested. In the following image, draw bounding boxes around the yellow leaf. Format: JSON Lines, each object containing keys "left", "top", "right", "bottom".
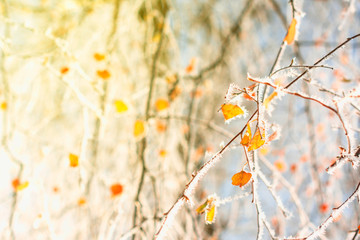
{"left": 97, "top": 70, "right": 111, "bottom": 80}
{"left": 264, "top": 92, "right": 278, "bottom": 109}
{"left": 114, "top": 100, "right": 128, "bottom": 113}
{"left": 205, "top": 204, "right": 216, "bottom": 224}
{"left": 155, "top": 98, "right": 169, "bottom": 111}
{"left": 240, "top": 124, "right": 252, "bottom": 147}
{"left": 1, "top": 101, "right": 7, "bottom": 110}
{"left": 248, "top": 128, "right": 265, "bottom": 151}
{"left": 152, "top": 33, "right": 161, "bottom": 43}
{"left": 16, "top": 181, "right": 29, "bottom": 191}
{"left": 196, "top": 200, "right": 208, "bottom": 214}
{"left": 274, "top": 159, "right": 287, "bottom": 172}
{"left": 159, "top": 149, "right": 167, "bottom": 157}
{"left": 134, "top": 120, "right": 145, "bottom": 138}
{"left": 231, "top": 171, "right": 252, "bottom": 187}
{"left": 77, "top": 197, "right": 86, "bottom": 206}
{"left": 221, "top": 104, "right": 244, "bottom": 121}
{"left": 94, "top": 53, "right": 105, "bottom": 61}
{"left": 69, "top": 153, "right": 79, "bottom": 167}
{"left": 284, "top": 18, "right": 297, "bottom": 44}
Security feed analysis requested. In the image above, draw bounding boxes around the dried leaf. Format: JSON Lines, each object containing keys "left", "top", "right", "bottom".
{"left": 110, "top": 183, "right": 123, "bottom": 197}
{"left": 221, "top": 104, "right": 244, "bottom": 121}
{"left": 231, "top": 171, "right": 252, "bottom": 187}
{"left": 69, "top": 153, "right": 79, "bottom": 167}
{"left": 94, "top": 53, "right": 105, "bottom": 61}
{"left": 248, "top": 128, "right": 265, "bottom": 151}
{"left": 134, "top": 120, "right": 145, "bottom": 138}
{"left": 114, "top": 100, "right": 128, "bottom": 113}
{"left": 240, "top": 124, "right": 252, "bottom": 147}
{"left": 284, "top": 18, "right": 297, "bottom": 44}
{"left": 155, "top": 98, "right": 169, "bottom": 111}
{"left": 97, "top": 70, "right": 111, "bottom": 80}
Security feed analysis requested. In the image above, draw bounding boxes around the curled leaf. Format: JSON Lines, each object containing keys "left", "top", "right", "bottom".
{"left": 284, "top": 18, "right": 297, "bottom": 44}
{"left": 221, "top": 103, "right": 244, "bottom": 121}
{"left": 231, "top": 171, "right": 252, "bottom": 187}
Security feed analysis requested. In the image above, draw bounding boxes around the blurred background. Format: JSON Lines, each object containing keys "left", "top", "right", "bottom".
{"left": 0, "top": 0, "right": 359, "bottom": 239}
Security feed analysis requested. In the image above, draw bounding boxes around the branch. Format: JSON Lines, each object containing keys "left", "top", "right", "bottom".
{"left": 284, "top": 181, "right": 360, "bottom": 240}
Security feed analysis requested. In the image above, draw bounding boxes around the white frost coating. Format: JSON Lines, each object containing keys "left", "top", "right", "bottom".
{"left": 183, "top": 152, "right": 223, "bottom": 202}
{"left": 156, "top": 198, "right": 186, "bottom": 240}
{"left": 225, "top": 83, "right": 242, "bottom": 102}
{"left": 217, "top": 192, "right": 251, "bottom": 206}
{"left": 306, "top": 183, "right": 360, "bottom": 240}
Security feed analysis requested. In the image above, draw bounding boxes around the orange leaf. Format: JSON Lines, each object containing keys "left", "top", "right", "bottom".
{"left": 185, "top": 58, "right": 196, "bottom": 73}
{"left": 284, "top": 18, "right": 297, "bottom": 44}
{"left": 134, "top": 120, "right": 145, "bottom": 138}
{"left": 248, "top": 128, "right": 265, "bottom": 151}
{"left": 110, "top": 183, "right": 123, "bottom": 197}
{"left": 94, "top": 53, "right": 105, "bottom": 61}
{"left": 221, "top": 104, "right": 244, "bottom": 121}
{"left": 97, "top": 70, "right": 111, "bottom": 80}
{"left": 12, "top": 179, "right": 20, "bottom": 190}
{"left": 205, "top": 204, "right": 216, "bottom": 224}
{"left": 159, "top": 149, "right": 167, "bottom": 157}
{"left": 60, "top": 66, "right": 69, "bottom": 74}
{"left": 267, "top": 131, "right": 278, "bottom": 142}
{"left": 69, "top": 153, "right": 79, "bottom": 167}
{"left": 231, "top": 171, "right": 252, "bottom": 187}
{"left": 12, "top": 179, "right": 29, "bottom": 191}
{"left": 264, "top": 92, "right": 278, "bottom": 109}
{"left": 319, "top": 203, "right": 329, "bottom": 213}
{"left": 240, "top": 124, "right": 252, "bottom": 147}
{"left": 155, "top": 98, "right": 169, "bottom": 111}
{"left": 78, "top": 197, "right": 86, "bottom": 206}
{"left": 156, "top": 120, "right": 167, "bottom": 133}
{"left": 114, "top": 100, "right": 128, "bottom": 113}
